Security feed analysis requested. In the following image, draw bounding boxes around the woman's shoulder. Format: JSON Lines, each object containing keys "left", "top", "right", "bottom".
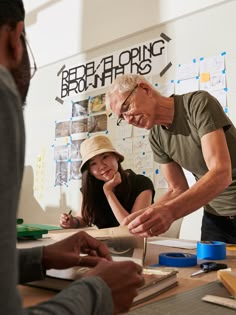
{"left": 125, "top": 169, "right": 155, "bottom": 198}
{"left": 125, "top": 169, "right": 152, "bottom": 182}
{"left": 124, "top": 168, "right": 136, "bottom": 177}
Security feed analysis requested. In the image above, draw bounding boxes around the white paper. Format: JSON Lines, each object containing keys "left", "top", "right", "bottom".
{"left": 148, "top": 239, "right": 197, "bottom": 249}
{"left": 175, "top": 77, "right": 199, "bottom": 94}
{"left": 199, "top": 55, "right": 225, "bottom": 74}
{"left": 176, "top": 62, "right": 199, "bottom": 80}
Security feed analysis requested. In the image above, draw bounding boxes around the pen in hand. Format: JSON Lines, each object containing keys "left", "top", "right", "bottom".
{"left": 66, "top": 210, "right": 72, "bottom": 222}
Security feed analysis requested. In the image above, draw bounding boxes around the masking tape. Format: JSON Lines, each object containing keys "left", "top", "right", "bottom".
{"left": 197, "top": 241, "right": 226, "bottom": 260}
{"left": 159, "top": 252, "right": 197, "bottom": 267}
{"left": 226, "top": 244, "right": 236, "bottom": 251}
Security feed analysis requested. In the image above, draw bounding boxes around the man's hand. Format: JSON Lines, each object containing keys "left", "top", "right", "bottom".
{"left": 42, "top": 231, "right": 112, "bottom": 270}
{"left": 123, "top": 204, "right": 174, "bottom": 237}
{"left": 85, "top": 260, "right": 144, "bottom": 314}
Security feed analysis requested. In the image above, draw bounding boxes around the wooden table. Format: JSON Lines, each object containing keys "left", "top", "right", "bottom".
{"left": 18, "top": 236, "right": 236, "bottom": 308}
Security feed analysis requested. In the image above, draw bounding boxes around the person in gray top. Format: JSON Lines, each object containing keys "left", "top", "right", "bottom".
{"left": 0, "top": 2, "right": 144, "bottom": 315}
{"left": 106, "top": 73, "right": 236, "bottom": 243}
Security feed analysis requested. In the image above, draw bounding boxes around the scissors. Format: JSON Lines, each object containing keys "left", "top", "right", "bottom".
{"left": 191, "top": 261, "right": 228, "bottom": 277}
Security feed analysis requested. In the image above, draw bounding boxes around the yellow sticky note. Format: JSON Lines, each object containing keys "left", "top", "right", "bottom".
{"left": 64, "top": 137, "right": 69, "bottom": 144}
{"left": 200, "top": 72, "right": 210, "bottom": 82}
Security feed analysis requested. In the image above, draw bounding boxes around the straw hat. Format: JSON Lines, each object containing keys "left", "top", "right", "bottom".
{"left": 80, "top": 135, "right": 124, "bottom": 172}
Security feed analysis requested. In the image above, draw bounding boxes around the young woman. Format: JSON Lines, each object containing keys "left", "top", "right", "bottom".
{"left": 60, "top": 135, "right": 155, "bottom": 229}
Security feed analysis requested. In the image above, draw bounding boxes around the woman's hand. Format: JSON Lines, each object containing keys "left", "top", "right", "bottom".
{"left": 103, "top": 172, "right": 122, "bottom": 192}
{"left": 60, "top": 213, "right": 79, "bottom": 229}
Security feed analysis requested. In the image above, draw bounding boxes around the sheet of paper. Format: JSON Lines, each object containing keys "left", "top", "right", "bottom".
{"left": 148, "top": 239, "right": 197, "bottom": 249}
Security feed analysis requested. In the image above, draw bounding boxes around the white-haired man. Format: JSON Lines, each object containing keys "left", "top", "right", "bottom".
{"left": 106, "top": 73, "right": 236, "bottom": 243}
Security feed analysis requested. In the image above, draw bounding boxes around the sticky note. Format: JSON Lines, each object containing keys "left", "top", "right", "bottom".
{"left": 200, "top": 72, "right": 210, "bottom": 83}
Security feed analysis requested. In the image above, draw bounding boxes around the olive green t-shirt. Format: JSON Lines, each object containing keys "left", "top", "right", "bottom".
{"left": 149, "top": 90, "right": 236, "bottom": 216}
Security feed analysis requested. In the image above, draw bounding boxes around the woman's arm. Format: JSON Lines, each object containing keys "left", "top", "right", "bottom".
{"left": 103, "top": 172, "right": 153, "bottom": 224}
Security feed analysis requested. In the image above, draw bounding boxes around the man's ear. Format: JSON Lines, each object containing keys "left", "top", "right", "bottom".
{"left": 138, "top": 82, "right": 152, "bottom": 96}
{"left": 9, "top": 21, "right": 24, "bottom": 64}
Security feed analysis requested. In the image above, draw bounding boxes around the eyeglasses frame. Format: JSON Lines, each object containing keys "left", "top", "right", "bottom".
{"left": 20, "top": 32, "right": 37, "bottom": 79}
{"left": 116, "top": 84, "right": 138, "bottom": 126}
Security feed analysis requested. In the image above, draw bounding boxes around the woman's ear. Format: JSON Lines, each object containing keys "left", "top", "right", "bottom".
{"left": 9, "top": 21, "right": 24, "bottom": 65}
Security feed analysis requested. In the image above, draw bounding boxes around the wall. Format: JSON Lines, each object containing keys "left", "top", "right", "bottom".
{"left": 23, "top": 0, "right": 229, "bottom": 67}
{"left": 18, "top": 0, "right": 236, "bottom": 240}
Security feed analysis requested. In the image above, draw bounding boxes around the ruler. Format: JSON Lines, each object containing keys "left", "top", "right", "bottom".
{"left": 202, "top": 295, "right": 236, "bottom": 310}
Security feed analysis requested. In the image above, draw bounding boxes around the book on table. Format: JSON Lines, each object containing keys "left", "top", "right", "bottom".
{"left": 26, "top": 267, "right": 178, "bottom": 306}
{"left": 24, "top": 226, "right": 178, "bottom": 305}
{"left": 47, "top": 225, "right": 146, "bottom": 267}
{"left": 133, "top": 267, "right": 178, "bottom": 306}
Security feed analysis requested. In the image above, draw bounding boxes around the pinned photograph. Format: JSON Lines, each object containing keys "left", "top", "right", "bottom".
{"left": 55, "top": 161, "right": 68, "bottom": 186}
{"left": 89, "top": 93, "right": 106, "bottom": 114}
{"left": 71, "top": 118, "right": 88, "bottom": 134}
{"left": 87, "top": 114, "right": 107, "bottom": 133}
{"left": 72, "top": 99, "right": 88, "bottom": 117}
{"left": 54, "top": 145, "right": 69, "bottom": 161}
{"left": 70, "top": 139, "right": 84, "bottom": 159}
{"left": 55, "top": 121, "right": 71, "bottom": 138}
{"left": 70, "top": 160, "right": 82, "bottom": 180}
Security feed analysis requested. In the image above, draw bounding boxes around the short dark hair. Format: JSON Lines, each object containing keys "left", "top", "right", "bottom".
{"left": 0, "top": 0, "right": 25, "bottom": 27}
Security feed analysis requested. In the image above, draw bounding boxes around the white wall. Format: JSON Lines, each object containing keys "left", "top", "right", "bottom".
{"left": 23, "top": 0, "right": 230, "bottom": 67}
{"left": 18, "top": 0, "right": 236, "bottom": 240}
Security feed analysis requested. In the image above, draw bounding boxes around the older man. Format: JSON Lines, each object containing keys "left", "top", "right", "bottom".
{"left": 0, "top": 2, "right": 144, "bottom": 314}
{"left": 106, "top": 73, "right": 236, "bottom": 243}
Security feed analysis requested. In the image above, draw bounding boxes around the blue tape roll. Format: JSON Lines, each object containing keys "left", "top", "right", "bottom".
{"left": 197, "top": 241, "right": 226, "bottom": 260}
{"left": 159, "top": 252, "right": 197, "bottom": 267}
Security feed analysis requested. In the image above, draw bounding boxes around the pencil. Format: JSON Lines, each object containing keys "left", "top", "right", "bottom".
{"left": 66, "top": 210, "right": 72, "bottom": 222}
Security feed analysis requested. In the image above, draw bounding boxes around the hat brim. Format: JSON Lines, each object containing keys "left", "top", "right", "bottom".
{"left": 80, "top": 149, "right": 124, "bottom": 172}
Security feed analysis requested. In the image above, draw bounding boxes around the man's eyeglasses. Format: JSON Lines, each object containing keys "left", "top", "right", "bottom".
{"left": 116, "top": 85, "right": 138, "bottom": 126}
{"left": 21, "top": 33, "right": 37, "bottom": 79}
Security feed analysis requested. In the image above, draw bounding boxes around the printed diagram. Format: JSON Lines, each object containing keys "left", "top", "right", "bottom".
{"left": 133, "top": 136, "right": 152, "bottom": 153}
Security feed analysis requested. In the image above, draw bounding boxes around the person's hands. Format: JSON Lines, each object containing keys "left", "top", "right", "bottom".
{"left": 60, "top": 213, "right": 78, "bottom": 228}
{"left": 103, "top": 172, "right": 122, "bottom": 193}
{"left": 122, "top": 204, "right": 174, "bottom": 237}
{"left": 42, "top": 231, "right": 112, "bottom": 270}
{"left": 85, "top": 260, "right": 144, "bottom": 314}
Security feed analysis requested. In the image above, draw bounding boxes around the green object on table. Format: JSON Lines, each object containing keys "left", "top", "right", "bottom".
{"left": 23, "top": 224, "right": 62, "bottom": 231}
{"left": 17, "top": 224, "right": 48, "bottom": 239}
{"left": 17, "top": 218, "right": 24, "bottom": 224}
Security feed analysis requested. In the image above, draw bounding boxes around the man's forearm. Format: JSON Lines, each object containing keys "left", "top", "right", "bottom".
{"left": 165, "top": 169, "right": 231, "bottom": 220}
{"left": 18, "top": 247, "right": 45, "bottom": 284}
{"left": 26, "top": 277, "right": 113, "bottom": 315}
